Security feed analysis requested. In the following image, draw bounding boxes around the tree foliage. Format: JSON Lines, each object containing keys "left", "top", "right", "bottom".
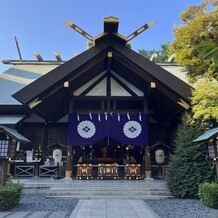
{"left": 198, "top": 40, "right": 218, "bottom": 68}
{"left": 167, "top": 113, "right": 215, "bottom": 199}
{"left": 172, "top": 0, "right": 218, "bottom": 82}
{"left": 191, "top": 78, "right": 218, "bottom": 120}
{"left": 138, "top": 43, "right": 173, "bottom": 62}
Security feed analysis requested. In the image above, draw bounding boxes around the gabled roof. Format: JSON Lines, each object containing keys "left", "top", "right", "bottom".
{"left": 11, "top": 18, "right": 192, "bottom": 122}
{"left": 0, "top": 125, "right": 30, "bottom": 143}
{"left": 0, "top": 65, "right": 57, "bottom": 105}
{"left": 13, "top": 37, "right": 192, "bottom": 102}
{"left": 0, "top": 115, "right": 25, "bottom": 125}
{"left": 13, "top": 43, "right": 109, "bottom": 104}
{"left": 193, "top": 127, "right": 218, "bottom": 143}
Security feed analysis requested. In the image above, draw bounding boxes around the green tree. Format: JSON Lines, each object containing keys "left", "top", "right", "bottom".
{"left": 172, "top": 0, "right": 218, "bottom": 82}
{"left": 138, "top": 49, "right": 156, "bottom": 59}
{"left": 167, "top": 113, "right": 215, "bottom": 198}
{"left": 138, "top": 43, "right": 173, "bottom": 62}
{"left": 198, "top": 41, "right": 218, "bottom": 68}
{"left": 192, "top": 78, "right": 218, "bottom": 120}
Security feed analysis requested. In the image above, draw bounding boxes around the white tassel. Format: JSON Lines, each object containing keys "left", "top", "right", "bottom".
{"left": 105, "top": 112, "right": 107, "bottom": 120}
{"left": 118, "top": 113, "right": 120, "bottom": 121}
{"left": 89, "top": 112, "right": 92, "bottom": 120}
{"left": 139, "top": 113, "right": 142, "bottom": 121}
{"left": 98, "top": 113, "right": 101, "bottom": 121}
{"left": 127, "top": 112, "right": 130, "bottom": 120}
{"left": 77, "top": 113, "right": 80, "bottom": 121}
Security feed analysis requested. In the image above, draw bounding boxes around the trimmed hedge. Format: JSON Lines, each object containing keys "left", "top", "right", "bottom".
{"left": 0, "top": 183, "right": 23, "bottom": 211}
{"left": 198, "top": 183, "right": 218, "bottom": 209}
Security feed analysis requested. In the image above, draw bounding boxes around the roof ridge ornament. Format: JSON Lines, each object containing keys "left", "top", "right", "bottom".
{"left": 64, "top": 21, "right": 94, "bottom": 42}
{"left": 126, "top": 21, "right": 155, "bottom": 42}
{"left": 64, "top": 17, "right": 155, "bottom": 44}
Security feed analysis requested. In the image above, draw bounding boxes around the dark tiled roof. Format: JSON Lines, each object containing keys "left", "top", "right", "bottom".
{"left": 0, "top": 125, "right": 30, "bottom": 143}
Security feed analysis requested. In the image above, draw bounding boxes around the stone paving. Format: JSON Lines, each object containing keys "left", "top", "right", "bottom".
{"left": 0, "top": 211, "right": 68, "bottom": 218}
{"left": 70, "top": 200, "right": 160, "bottom": 218}
{"left": 0, "top": 200, "right": 159, "bottom": 218}
{"left": 0, "top": 179, "right": 163, "bottom": 217}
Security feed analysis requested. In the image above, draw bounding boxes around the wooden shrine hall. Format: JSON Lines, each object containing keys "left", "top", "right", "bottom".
{"left": 1, "top": 17, "right": 192, "bottom": 180}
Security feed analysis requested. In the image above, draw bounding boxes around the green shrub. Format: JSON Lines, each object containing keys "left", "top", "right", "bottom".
{"left": 0, "top": 183, "right": 23, "bottom": 211}
{"left": 167, "top": 113, "right": 215, "bottom": 198}
{"left": 199, "top": 182, "right": 218, "bottom": 209}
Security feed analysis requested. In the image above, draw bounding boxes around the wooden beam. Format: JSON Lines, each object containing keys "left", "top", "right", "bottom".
{"left": 111, "top": 43, "right": 191, "bottom": 102}
{"left": 143, "top": 98, "right": 149, "bottom": 114}
{"left": 69, "top": 62, "right": 106, "bottom": 94}
{"left": 69, "top": 95, "right": 74, "bottom": 113}
{"left": 111, "top": 74, "right": 138, "bottom": 96}
{"left": 112, "top": 52, "right": 187, "bottom": 105}
{"left": 64, "top": 21, "right": 94, "bottom": 42}
{"left": 112, "top": 60, "right": 148, "bottom": 93}
{"left": 80, "top": 74, "right": 107, "bottom": 96}
{"left": 126, "top": 21, "right": 154, "bottom": 42}
{"left": 113, "top": 100, "right": 116, "bottom": 110}
{"left": 72, "top": 96, "right": 144, "bottom": 100}
{"left": 71, "top": 109, "right": 144, "bottom": 113}
{"left": 42, "top": 123, "right": 49, "bottom": 151}
{"left": 104, "top": 17, "right": 119, "bottom": 33}
{"left": 34, "top": 52, "right": 107, "bottom": 106}
{"left": 106, "top": 52, "right": 112, "bottom": 97}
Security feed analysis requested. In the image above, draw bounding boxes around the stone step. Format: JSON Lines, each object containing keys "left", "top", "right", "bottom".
{"left": 48, "top": 191, "right": 171, "bottom": 197}
{"left": 49, "top": 186, "right": 169, "bottom": 191}
{"left": 23, "top": 181, "right": 169, "bottom": 188}
{"left": 47, "top": 195, "right": 174, "bottom": 200}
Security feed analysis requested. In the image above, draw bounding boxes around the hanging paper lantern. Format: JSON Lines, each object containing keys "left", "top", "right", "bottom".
{"left": 155, "top": 149, "right": 165, "bottom": 164}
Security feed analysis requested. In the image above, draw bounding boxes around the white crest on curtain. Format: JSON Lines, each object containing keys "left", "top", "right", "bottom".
{"left": 98, "top": 113, "right": 101, "bottom": 121}
{"left": 139, "top": 113, "right": 142, "bottom": 121}
{"left": 127, "top": 112, "right": 130, "bottom": 120}
{"left": 77, "top": 113, "right": 80, "bottom": 121}
{"left": 89, "top": 112, "right": 92, "bottom": 120}
{"left": 110, "top": 112, "right": 113, "bottom": 118}
{"left": 118, "top": 113, "right": 120, "bottom": 121}
{"left": 105, "top": 112, "right": 108, "bottom": 120}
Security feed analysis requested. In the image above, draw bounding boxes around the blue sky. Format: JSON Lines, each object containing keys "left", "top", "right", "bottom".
{"left": 0, "top": 0, "right": 202, "bottom": 72}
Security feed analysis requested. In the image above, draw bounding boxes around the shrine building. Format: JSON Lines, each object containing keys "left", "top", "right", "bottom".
{"left": 0, "top": 17, "right": 192, "bottom": 179}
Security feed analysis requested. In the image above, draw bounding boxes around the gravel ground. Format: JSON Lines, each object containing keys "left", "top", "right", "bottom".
{"left": 10, "top": 194, "right": 79, "bottom": 218}
{"left": 8, "top": 194, "right": 218, "bottom": 218}
{"left": 144, "top": 199, "right": 218, "bottom": 218}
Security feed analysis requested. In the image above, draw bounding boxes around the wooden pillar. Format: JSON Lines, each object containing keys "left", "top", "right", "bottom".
{"left": 216, "top": 159, "right": 218, "bottom": 181}
{"left": 143, "top": 98, "right": 151, "bottom": 178}
{"left": 0, "top": 158, "right": 8, "bottom": 186}
{"left": 65, "top": 95, "right": 74, "bottom": 179}
{"left": 102, "top": 146, "right": 108, "bottom": 158}
{"left": 43, "top": 121, "right": 49, "bottom": 151}
{"left": 144, "top": 146, "right": 151, "bottom": 178}
{"left": 65, "top": 146, "right": 73, "bottom": 178}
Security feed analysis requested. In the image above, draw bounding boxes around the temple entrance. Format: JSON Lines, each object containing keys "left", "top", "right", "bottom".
{"left": 79, "top": 139, "right": 143, "bottom": 165}
{"left": 66, "top": 112, "right": 149, "bottom": 179}
{"left": 72, "top": 139, "right": 145, "bottom": 179}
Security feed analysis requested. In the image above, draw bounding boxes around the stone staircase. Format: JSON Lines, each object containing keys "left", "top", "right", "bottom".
{"left": 47, "top": 180, "right": 173, "bottom": 199}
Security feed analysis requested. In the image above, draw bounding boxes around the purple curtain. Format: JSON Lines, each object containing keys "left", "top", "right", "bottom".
{"left": 67, "top": 113, "right": 149, "bottom": 146}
